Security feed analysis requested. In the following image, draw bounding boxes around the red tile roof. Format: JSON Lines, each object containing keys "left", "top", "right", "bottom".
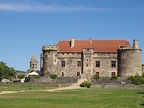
{"left": 57, "top": 40, "right": 130, "bottom": 53}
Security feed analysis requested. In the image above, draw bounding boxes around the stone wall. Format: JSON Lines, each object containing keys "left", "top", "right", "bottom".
{"left": 29, "top": 77, "right": 77, "bottom": 83}
{"left": 92, "top": 77, "right": 132, "bottom": 84}
{"left": 118, "top": 49, "right": 142, "bottom": 77}
{"left": 91, "top": 84, "right": 144, "bottom": 90}
{"left": 93, "top": 53, "right": 117, "bottom": 77}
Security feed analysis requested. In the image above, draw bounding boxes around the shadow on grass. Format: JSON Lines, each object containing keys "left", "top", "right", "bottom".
{"left": 137, "top": 92, "right": 144, "bottom": 94}
{"left": 140, "top": 103, "right": 144, "bottom": 106}
{"left": 138, "top": 92, "right": 144, "bottom": 106}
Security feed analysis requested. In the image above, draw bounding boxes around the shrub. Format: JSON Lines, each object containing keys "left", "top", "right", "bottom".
{"left": 33, "top": 75, "right": 40, "bottom": 79}
{"left": 17, "top": 74, "right": 25, "bottom": 79}
{"left": 93, "top": 75, "right": 99, "bottom": 79}
{"left": 50, "top": 74, "right": 57, "bottom": 79}
{"left": 111, "top": 76, "right": 118, "bottom": 80}
{"left": 80, "top": 81, "right": 92, "bottom": 88}
{"left": 128, "top": 74, "right": 144, "bottom": 85}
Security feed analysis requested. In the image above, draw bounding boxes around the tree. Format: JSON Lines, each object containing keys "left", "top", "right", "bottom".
{"left": 17, "top": 74, "right": 25, "bottom": 79}
{"left": 0, "top": 61, "right": 16, "bottom": 80}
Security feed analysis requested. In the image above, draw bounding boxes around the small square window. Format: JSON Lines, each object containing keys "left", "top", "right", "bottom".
{"left": 111, "top": 61, "right": 116, "bottom": 67}
{"left": 96, "top": 61, "right": 100, "bottom": 67}
{"left": 77, "top": 61, "right": 81, "bottom": 67}
{"left": 111, "top": 72, "right": 116, "bottom": 76}
{"left": 96, "top": 72, "right": 99, "bottom": 76}
{"left": 61, "top": 61, "right": 65, "bottom": 67}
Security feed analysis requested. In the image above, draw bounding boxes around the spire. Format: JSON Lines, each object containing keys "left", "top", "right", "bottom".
{"left": 30, "top": 55, "right": 38, "bottom": 70}
{"left": 30, "top": 55, "right": 38, "bottom": 63}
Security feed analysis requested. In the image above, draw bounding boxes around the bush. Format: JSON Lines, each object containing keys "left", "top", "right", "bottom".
{"left": 50, "top": 74, "right": 57, "bottom": 79}
{"left": 93, "top": 75, "right": 99, "bottom": 79}
{"left": 80, "top": 81, "right": 92, "bottom": 88}
{"left": 128, "top": 74, "right": 144, "bottom": 85}
{"left": 135, "top": 80, "right": 141, "bottom": 85}
{"left": 17, "top": 74, "right": 25, "bottom": 79}
{"left": 33, "top": 75, "right": 40, "bottom": 79}
{"left": 111, "top": 76, "right": 118, "bottom": 80}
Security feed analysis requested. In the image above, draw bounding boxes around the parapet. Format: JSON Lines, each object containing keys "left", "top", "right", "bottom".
{"left": 42, "top": 45, "right": 58, "bottom": 51}
{"left": 118, "top": 39, "right": 141, "bottom": 50}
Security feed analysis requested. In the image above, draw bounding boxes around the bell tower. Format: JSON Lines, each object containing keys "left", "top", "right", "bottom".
{"left": 30, "top": 55, "right": 38, "bottom": 70}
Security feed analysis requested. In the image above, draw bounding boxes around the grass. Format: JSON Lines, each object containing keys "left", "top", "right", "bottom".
{"left": 0, "top": 88, "right": 144, "bottom": 108}
{"left": 0, "top": 82, "right": 58, "bottom": 91}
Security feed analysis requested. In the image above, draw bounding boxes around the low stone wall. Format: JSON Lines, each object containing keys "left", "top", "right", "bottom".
{"left": 91, "top": 84, "right": 144, "bottom": 90}
{"left": 92, "top": 77, "right": 132, "bottom": 84}
{"left": 29, "top": 76, "right": 77, "bottom": 83}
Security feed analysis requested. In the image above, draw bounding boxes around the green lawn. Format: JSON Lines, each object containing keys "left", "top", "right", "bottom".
{"left": 0, "top": 82, "right": 58, "bottom": 91}
{"left": 0, "top": 88, "right": 143, "bottom": 108}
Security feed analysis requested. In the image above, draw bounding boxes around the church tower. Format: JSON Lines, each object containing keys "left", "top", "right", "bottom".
{"left": 30, "top": 55, "right": 38, "bottom": 70}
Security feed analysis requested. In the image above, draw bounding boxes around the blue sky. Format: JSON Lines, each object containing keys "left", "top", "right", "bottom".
{"left": 0, "top": 0, "right": 144, "bottom": 71}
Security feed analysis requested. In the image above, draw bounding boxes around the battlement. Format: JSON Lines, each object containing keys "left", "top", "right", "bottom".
{"left": 42, "top": 45, "right": 58, "bottom": 51}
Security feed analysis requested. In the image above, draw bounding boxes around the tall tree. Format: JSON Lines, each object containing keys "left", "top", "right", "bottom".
{"left": 0, "top": 61, "right": 16, "bottom": 80}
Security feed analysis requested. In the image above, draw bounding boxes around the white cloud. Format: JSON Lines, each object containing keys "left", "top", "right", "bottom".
{"left": 0, "top": 3, "right": 112, "bottom": 12}
{"left": 0, "top": 2, "right": 143, "bottom": 12}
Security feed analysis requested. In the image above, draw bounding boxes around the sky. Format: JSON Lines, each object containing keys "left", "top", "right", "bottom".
{"left": 0, "top": 0, "right": 144, "bottom": 71}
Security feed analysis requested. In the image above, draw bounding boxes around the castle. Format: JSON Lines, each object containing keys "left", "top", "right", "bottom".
{"left": 39, "top": 38, "right": 142, "bottom": 80}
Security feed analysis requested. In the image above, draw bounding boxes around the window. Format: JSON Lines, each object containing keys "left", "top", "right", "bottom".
{"left": 87, "top": 64, "right": 89, "bottom": 67}
{"left": 77, "top": 61, "right": 81, "bottom": 67}
{"left": 111, "top": 72, "right": 116, "bottom": 76}
{"left": 62, "top": 72, "right": 64, "bottom": 76}
{"left": 96, "top": 72, "right": 99, "bottom": 76}
{"left": 61, "top": 61, "right": 65, "bottom": 67}
{"left": 96, "top": 61, "right": 100, "bottom": 67}
{"left": 77, "top": 72, "right": 80, "bottom": 76}
{"left": 111, "top": 61, "right": 116, "bottom": 67}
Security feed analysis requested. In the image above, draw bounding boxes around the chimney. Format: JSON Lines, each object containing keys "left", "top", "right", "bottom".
{"left": 89, "top": 38, "right": 92, "bottom": 44}
{"left": 71, "top": 38, "right": 75, "bottom": 48}
{"left": 133, "top": 39, "right": 139, "bottom": 49}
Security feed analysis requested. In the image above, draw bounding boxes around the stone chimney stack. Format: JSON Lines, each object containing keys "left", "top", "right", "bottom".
{"left": 133, "top": 39, "right": 139, "bottom": 49}
{"left": 89, "top": 38, "right": 92, "bottom": 44}
{"left": 71, "top": 38, "right": 75, "bottom": 48}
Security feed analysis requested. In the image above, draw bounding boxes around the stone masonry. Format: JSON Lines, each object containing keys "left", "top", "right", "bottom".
{"left": 40, "top": 38, "right": 142, "bottom": 80}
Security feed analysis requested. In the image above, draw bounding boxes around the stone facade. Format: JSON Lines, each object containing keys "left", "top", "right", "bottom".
{"left": 41, "top": 38, "right": 142, "bottom": 80}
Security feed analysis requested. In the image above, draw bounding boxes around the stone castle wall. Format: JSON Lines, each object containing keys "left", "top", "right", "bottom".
{"left": 41, "top": 39, "right": 142, "bottom": 79}
{"left": 118, "top": 49, "right": 142, "bottom": 77}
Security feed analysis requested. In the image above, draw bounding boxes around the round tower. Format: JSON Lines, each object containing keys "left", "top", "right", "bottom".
{"left": 42, "top": 45, "right": 58, "bottom": 75}
{"left": 118, "top": 39, "right": 142, "bottom": 77}
{"left": 30, "top": 55, "right": 38, "bottom": 70}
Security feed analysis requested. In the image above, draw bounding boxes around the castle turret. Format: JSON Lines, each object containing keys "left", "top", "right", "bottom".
{"left": 42, "top": 45, "right": 58, "bottom": 75}
{"left": 118, "top": 39, "right": 142, "bottom": 77}
{"left": 30, "top": 55, "right": 38, "bottom": 70}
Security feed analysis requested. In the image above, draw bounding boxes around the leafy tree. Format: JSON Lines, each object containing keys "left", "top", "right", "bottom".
{"left": 0, "top": 61, "right": 16, "bottom": 80}
{"left": 17, "top": 74, "right": 25, "bottom": 79}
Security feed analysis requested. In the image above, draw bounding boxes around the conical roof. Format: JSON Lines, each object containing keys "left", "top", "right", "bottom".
{"left": 30, "top": 55, "right": 38, "bottom": 63}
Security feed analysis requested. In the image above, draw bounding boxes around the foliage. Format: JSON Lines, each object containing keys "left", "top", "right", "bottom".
{"left": 33, "top": 75, "right": 40, "bottom": 79}
{"left": 30, "top": 70, "right": 34, "bottom": 72}
{"left": 0, "top": 61, "right": 16, "bottom": 80}
{"left": 17, "top": 74, "right": 25, "bottom": 79}
{"left": 80, "top": 81, "right": 92, "bottom": 88}
{"left": 127, "top": 74, "right": 144, "bottom": 85}
{"left": 111, "top": 75, "right": 118, "bottom": 80}
{"left": 50, "top": 74, "right": 57, "bottom": 79}
{"left": 93, "top": 75, "right": 100, "bottom": 79}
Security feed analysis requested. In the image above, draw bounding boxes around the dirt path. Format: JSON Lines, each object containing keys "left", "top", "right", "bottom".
{"left": 0, "top": 79, "right": 87, "bottom": 94}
